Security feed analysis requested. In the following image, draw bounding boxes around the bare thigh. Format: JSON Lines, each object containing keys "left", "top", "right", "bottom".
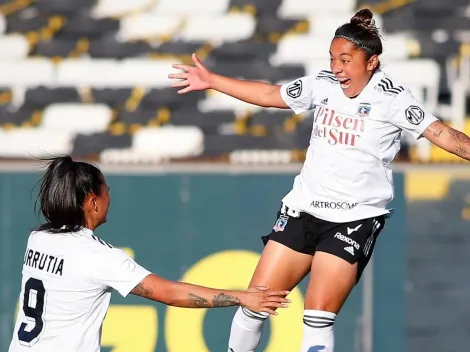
{"left": 248, "top": 240, "right": 313, "bottom": 292}
{"left": 304, "top": 251, "right": 358, "bottom": 314}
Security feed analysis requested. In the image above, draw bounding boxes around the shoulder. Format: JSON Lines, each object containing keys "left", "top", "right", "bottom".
{"left": 372, "top": 71, "right": 407, "bottom": 98}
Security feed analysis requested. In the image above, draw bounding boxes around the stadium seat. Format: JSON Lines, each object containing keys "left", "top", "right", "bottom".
{"left": 91, "top": 88, "right": 132, "bottom": 107}
{"left": 208, "top": 40, "right": 277, "bottom": 61}
{"left": 0, "top": 59, "right": 55, "bottom": 88}
{"left": 92, "top": 0, "right": 154, "bottom": 19}
{"left": 0, "top": 34, "right": 29, "bottom": 61}
{"left": 0, "top": 128, "right": 74, "bottom": 159}
{"left": 117, "top": 14, "right": 183, "bottom": 42}
{"left": 151, "top": 0, "right": 230, "bottom": 15}
{"left": 277, "top": 0, "right": 356, "bottom": 18}
{"left": 89, "top": 39, "right": 151, "bottom": 59}
{"left": 229, "top": 0, "right": 284, "bottom": 16}
{"left": 177, "top": 14, "right": 256, "bottom": 42}
{"left": 171, "top": 110, "right": 236, "bottom": 134}
{"left": 57, "top": 17, "right": 120, "bottom": 40}
{"left": 34, "top": 40, "right": 77, "bottom": 58}
{"left": 35, "top": 0, "right": 96, "bottom": 15}
{"left": 198, "top": 91, "right": 264, "bottom": 114}
{"left": 56, "top": 59, "right": 120, "bottom": 88}
{"left": 24, "top": 87, "right": 82, "bottom": 109}
{"left": 270, "top": 35, "right": 331, "bottom": 65}
{"left": 0, "top": 107, "right": 33, "bottom": 126}
{"left": 72, "top": 132, "right": 132, "bottom": 157}
{"left": 102, "top": 126, "right": 204, "bottom": 162}
{"left": 41, "top": 103, "right": 113, "bottom": 134}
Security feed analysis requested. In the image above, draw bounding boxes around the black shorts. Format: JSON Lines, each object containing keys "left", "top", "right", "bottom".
{"left": 261, "top": 205, "right": 386, "bottom": 283}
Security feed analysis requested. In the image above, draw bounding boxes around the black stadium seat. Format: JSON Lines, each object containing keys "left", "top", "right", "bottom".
{"left": 171, "top": 110, "right": 235, "bottom": 133}
{"left": 24, "top": 88, "right": 81, "bottom": 109}
{"left": 71, "top": 132, "right": 132, "bottom": 157}
{"left": 33, "top": 39, "right": 77, "bottom": 57}
{"left": 91, "top": 89, "right": 132, "bottom": 108}
{"left": 0, "top": 107, "right": 33, "bottom": 126}
{"left": 89, "top": 39, "right": 151, "bottom": 58}
{"left": 208, "top": 40, "right": 277, "bottom": 61}
{"left": 140, "top": 88, "right": 206, "bottom": 110}
{"left": 34, "top": 0, "right": 96, "bottom": 15}
{"left": 56, "top": 18, "right": 120, "bottom": 40}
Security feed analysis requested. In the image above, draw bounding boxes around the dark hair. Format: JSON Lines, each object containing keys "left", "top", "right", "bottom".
{"left": 34, "top": 156, "right": 104, "bottom": 234}
{"left": 334, "top": 9, "right": 383, "bottom": 62}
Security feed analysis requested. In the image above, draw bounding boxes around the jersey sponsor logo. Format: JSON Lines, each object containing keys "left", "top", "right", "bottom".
{"left": 273, "top": 214, "right": 289, "bottom": 232}
{"left": 24, "top": 248, "right": 64, "bottom": 276}
{"left": 405, "top": 105, "right": 425, "bottom": 125}
{"left": 312, "top": 106, "right": 365, "bottom": 146}
{"left": 310, "top": 200, "right": 358, "bottom": 210}
{"left": 286, "top": 80, "right": 302, "bottom": 98}
{"left": 347, "top": 224, "right": 362, "bottom": 235}
{"left": 334, "top": 232, "right": 360, "bottom": 250}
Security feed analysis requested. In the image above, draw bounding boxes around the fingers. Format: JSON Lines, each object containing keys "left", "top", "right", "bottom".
{"left": 171, "top": 80, "right": 189, "bottom": 88}
{"left": 192, "top": 53, "right": 205, "bottom": 70}
{"left": 260, "top": 308, "right": 278, "bottom": 316}
{"left": 172, "top": 64, "right": 191, "bottom": 71}
{"left": 168, "top": 73, "right": 188, "bottom": 80}
{"left": 267, "top": 290, "right": 290, "bottom": 297}
{"left": 265, "top": 296, "right": 291, "bottom": 304}
{"left": 177, "top": 86, "right": 193, "bottom": 95}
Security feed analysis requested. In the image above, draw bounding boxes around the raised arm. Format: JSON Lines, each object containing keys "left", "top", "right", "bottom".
{"left": 168, "top": 53, "right": 288, "bottom": 109}
{"left": 131, "top": 273, "right": 290, "bottom": 315}
{"left": 422, "top": 120, "right": 470, "bottom": 161}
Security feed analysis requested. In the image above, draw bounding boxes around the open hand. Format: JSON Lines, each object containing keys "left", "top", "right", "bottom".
{"left": 240, "top": 286, "right": 291, "bottom": 316}
{"left": 168, "top": 53, "right": 213, "bottom": 94}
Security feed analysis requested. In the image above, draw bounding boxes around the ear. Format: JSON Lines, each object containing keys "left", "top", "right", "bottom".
{"left": 84, "top": 194, "right": 98, "bottom": 212}
{"left": 367, "top": 55, "right": 379, "bottom": 72}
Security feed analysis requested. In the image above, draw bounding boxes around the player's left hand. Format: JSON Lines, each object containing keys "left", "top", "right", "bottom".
{"left": 240, "top": 286, "right": 291, "bottom": 315}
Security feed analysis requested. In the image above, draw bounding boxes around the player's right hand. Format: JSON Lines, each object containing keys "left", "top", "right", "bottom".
{"left": 240, "top": 286, "right": 291, "bottom": 315}
{"left": 169, "top": 53, "right": 212, "bottom": 94}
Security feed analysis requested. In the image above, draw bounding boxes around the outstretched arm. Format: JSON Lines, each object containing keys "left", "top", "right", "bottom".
{"left": 131, "top": 273, "right": 290, "bottom": 315}
{"left": 423, "top": 120, "right": 470, "bottom": 160}
{"left": 168, "top": 53, "right": 288, "bottom": 109}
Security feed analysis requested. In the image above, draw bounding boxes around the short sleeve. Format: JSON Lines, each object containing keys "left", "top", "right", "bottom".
{"left": 280, "top": 75, "right": 318, "bottom": 115}
{"left": 388, "top": 88, "right": 439, "bottom": 140}
{"left": 88, "top": 247, "right": 151, "bottom": 297}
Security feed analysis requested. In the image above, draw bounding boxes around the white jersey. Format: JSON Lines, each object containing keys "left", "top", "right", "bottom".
{"left": 280, "top": 69, "right": 438, "bottom": 223}
{"left": 8, "top": 228, "right": 150, "bottom": 352}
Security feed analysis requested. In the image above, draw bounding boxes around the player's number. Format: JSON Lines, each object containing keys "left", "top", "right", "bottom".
{"left": 18, "top": 277, "right": 47, "bottom": 346}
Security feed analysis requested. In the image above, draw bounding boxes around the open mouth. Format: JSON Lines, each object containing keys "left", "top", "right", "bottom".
{"left": 337, "top": 77, "right": 351, "bottom": 89}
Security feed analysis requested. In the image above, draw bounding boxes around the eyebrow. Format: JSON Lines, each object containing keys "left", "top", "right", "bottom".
{"left": 330, "top": 51, "right": 352, "bottom": 56}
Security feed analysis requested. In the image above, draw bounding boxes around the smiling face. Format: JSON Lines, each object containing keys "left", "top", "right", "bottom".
{"left": 329, "top": 37, "right": 379, "bottom": 98}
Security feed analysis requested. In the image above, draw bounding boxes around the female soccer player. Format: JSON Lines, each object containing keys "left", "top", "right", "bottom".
{"left": 8, "top": 156, "right": 290, "bottom": 352}
{"left": 169, "top": 8, "right": 470, "bottom": 352}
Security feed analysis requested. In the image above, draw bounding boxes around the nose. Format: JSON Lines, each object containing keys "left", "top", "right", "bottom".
{"left": 330, "top": 60, "right": 342, "bottom": 74}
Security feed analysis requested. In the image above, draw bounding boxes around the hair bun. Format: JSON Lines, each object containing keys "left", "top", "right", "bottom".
{"left": 350, "top": 9, "right": 379, "bottom": 36}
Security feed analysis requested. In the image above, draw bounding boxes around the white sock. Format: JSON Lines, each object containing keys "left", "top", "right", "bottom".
{"left": 301, "top": 309, "right": 336, "bottom": 352}
{"left": 227, "top": 307, "right": 269, "bottom": 352}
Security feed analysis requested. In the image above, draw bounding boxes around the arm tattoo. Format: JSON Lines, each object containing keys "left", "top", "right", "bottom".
{"left": 448, "top": 128, "right": 470, "bottom": 159}
{"left": 432, "top": 126, "right": 443, "bottom": 139}
{"left": 131, "top": 281, "right": 153, "bottom": 298}
{"left": 188, "top": 293, "right": 210, "bottom": 307}
{"left": 188, "top": 292, "right": 241, "bottom": 308}
{"left": 212, "top": 293, "right": 241, "bottom": 307}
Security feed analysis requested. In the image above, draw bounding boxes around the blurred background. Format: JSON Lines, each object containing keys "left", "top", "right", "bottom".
{"left": 0, "top": 0, "right": 469, "bottom": 351}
